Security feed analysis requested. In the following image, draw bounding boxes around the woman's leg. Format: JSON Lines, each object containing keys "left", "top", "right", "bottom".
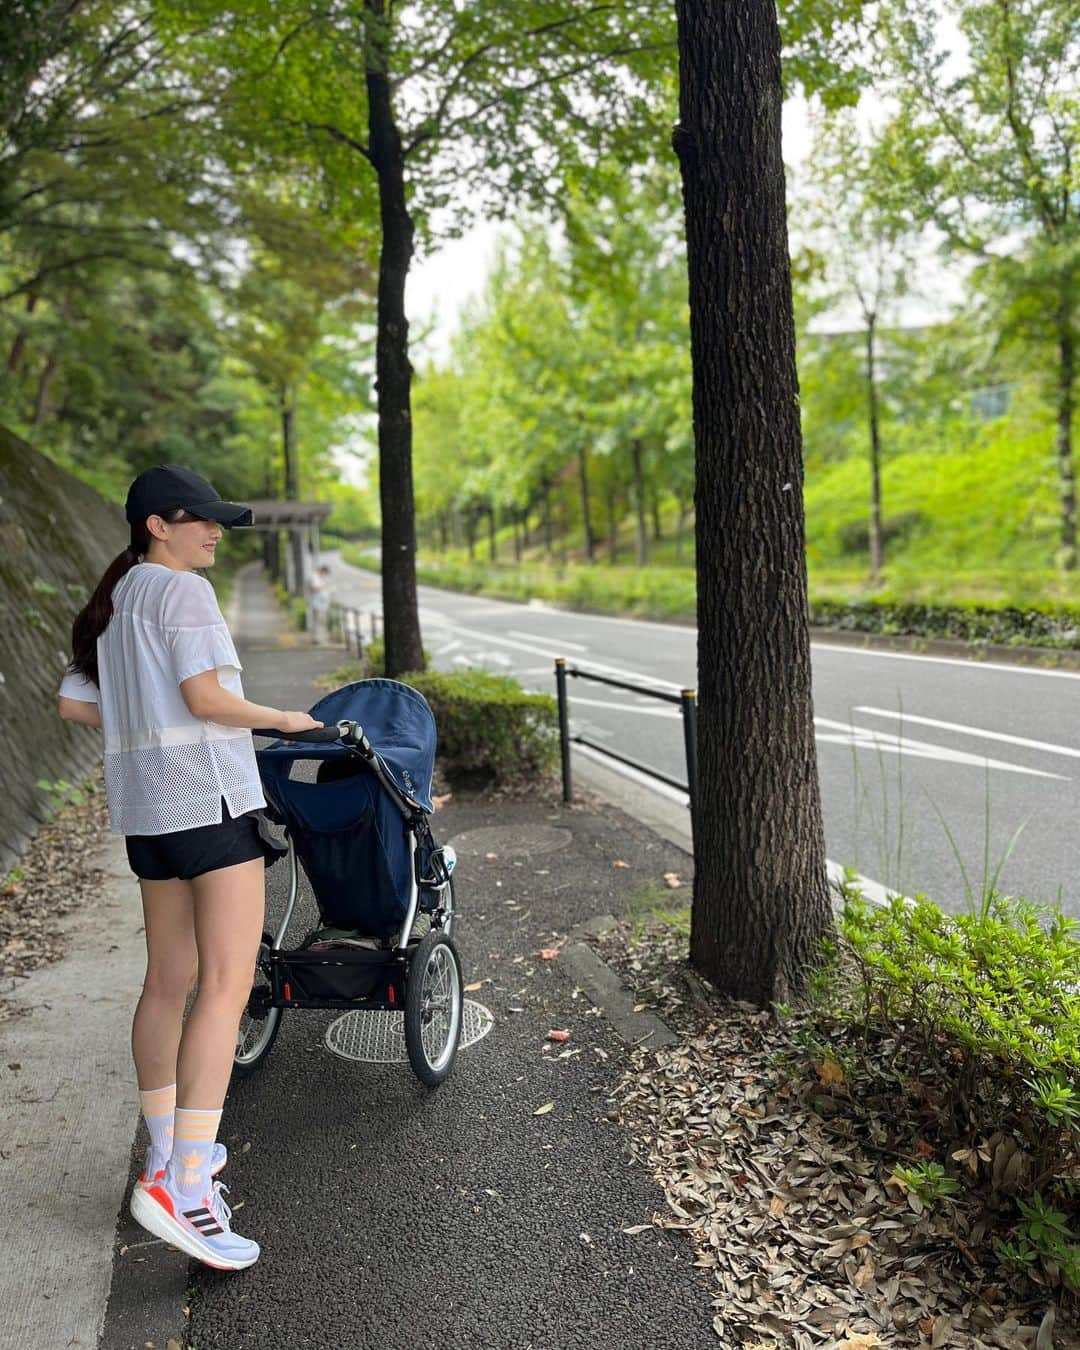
{"left": 132, "top": 877, "right": 198, "bottom": 1090}
{"left": 176, "top": 857, "right": 265, "bottom": 1108}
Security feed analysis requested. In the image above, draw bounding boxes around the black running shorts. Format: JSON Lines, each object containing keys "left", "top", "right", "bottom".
{"left": 125, "top": 799, "right": 270, "bottom": 882}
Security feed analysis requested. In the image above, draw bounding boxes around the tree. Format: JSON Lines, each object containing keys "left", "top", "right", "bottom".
{"left": 879, "top": 0, "right": 1080, "bottom": 568}
{"left": 173, "top": 1, "right": 676, "bottom": 674}
{"left": 798, "top": 113, "right": 918, "bottom": 583}
{"left": 672, "top": 0, "right": 835, "bottom": 1005}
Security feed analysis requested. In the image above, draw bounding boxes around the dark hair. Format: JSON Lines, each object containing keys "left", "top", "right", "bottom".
{"left": 69, "top": 509, "right": 186, "bottom": 685}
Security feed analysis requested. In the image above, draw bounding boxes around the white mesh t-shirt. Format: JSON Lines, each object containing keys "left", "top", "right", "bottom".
{"left": 57, "top": 562, "right": 266, "bottom": 836}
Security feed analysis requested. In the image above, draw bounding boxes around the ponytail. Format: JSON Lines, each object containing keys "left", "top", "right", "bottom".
{"left": 68, "top": 509, "right": 184, "bottom": 684}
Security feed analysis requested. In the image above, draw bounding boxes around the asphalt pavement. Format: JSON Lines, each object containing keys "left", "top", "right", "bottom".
{"left": 97, "top": 567, "right": 714, "bottom": 1350}
{"left": 321, "top": 553, "right": 1080, "bottom": 918}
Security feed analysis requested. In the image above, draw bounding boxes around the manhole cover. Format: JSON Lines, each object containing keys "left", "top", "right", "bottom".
{"left": 447, "top": 824, "right": 572, "bottom": 858}
{"left": 324, "top": 1000, "right": 494, "bottom": 1064}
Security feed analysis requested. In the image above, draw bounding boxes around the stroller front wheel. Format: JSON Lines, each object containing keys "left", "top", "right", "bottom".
{"left": 404, "top": 930, "right": 463, "bottom": 1087}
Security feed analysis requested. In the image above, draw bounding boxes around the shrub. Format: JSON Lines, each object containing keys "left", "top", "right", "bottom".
{"left": 828, "top": 888, "right": 1080, "bottom": 1293}
{"left": 403, "top": 669, "right": 558, "bottom": 786}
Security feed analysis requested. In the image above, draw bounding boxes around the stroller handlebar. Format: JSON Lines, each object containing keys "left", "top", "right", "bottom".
{"left": 253, "top": 720, "right": 375, "bottom": 756}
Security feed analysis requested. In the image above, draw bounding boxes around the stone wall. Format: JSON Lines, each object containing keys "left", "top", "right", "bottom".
{"left": 0, "top": 427, "right": 125, "bottom": 873}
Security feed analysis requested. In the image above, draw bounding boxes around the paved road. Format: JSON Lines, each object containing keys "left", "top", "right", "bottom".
{"left": 324, "top": 556, "right": 1080, "bottom": 918}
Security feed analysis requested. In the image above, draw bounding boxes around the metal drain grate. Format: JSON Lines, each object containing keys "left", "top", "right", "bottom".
{"left": 324, "top": 1000, "right": 494, "bottom": 1064}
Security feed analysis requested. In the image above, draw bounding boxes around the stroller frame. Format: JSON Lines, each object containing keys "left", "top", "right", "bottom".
{"left": 235, "top": 714, "right": 462, "bottom": 1086}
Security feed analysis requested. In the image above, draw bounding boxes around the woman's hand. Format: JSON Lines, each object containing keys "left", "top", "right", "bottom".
{"left": 276, "top": 711, "right": 324, "bottom": 735}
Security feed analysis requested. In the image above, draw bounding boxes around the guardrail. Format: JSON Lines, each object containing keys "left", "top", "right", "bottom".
{"left": 328, "top": 601, "right": 365, "bottom": 657}
{"left": 554, "top": 657, "right": 698, "bottom": 855}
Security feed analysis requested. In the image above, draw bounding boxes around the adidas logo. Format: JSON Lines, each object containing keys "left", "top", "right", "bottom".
{"left": 183, "top": 1205, "right": 224, "bottom": 1237}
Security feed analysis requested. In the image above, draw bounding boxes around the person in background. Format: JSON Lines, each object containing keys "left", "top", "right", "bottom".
{"left": 307, "top": 563, "right": 332, "bottom": 644}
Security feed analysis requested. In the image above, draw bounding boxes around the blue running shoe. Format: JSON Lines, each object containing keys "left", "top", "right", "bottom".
{"left": 130, "top": 1176, "right": 259, "bottom": 1271}
{"left": 140, "top": 1141, "right": 226, "bottom": 1187}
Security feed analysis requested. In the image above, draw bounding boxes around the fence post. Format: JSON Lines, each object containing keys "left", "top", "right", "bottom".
{"left": 555, "top": 658, "right": 572, "bottom": 805}
{"left": 680, "top": 688, "right": 698, "bottom": 859}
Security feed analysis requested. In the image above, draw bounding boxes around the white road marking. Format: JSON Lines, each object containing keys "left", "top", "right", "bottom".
{"left": 509, "top": 630, "right": 588, "bottom": 651}
{"left": 815, "top": 716, "right": 1069, "bottom": 780}
{"left": 430, "top": 620, "right": 684, "bottom": 692}
{"left": 855, "top": 705, "right": 1080, "bottom": 761}
{"left": 815, "top": 642, "right": 1080, "bottom": 680}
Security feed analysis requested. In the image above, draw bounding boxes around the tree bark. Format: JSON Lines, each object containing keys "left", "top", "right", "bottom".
{"left": 607, "top": 482, "right": 619, "bottom": 563}
{"left": 865, "top": 314, "right": 884, "bottom": 584}
{"left": 280, "top": 382, "right": 306, "bottom": 597}
{"left": 673, "top": 0, "right": 832, "bottom": 1006}
{"left": 6, "top": 287, "right": 38, "bottom": 376}
{"left": 1056, "top": 292, "right": 1077, "bottom": 571}
{"left": 488, "top": 499, "right": 497, "bottom": 563}
{"left": 541, "top": 479, "right": 553, "bottom": 559}
{"left": 577, "top": 444, "right": 594, "bottom": 562}
{"left": 31, "top": 349, "right": 58, "bottom": 432}
{"left": 650, "top": 483, "right": 662, "bottom": 541}
{"left": 631, "top": 438, "right": 649, "bottom": 566}
{"left": 366, "top": 0, "right": 425, "bottom": 675}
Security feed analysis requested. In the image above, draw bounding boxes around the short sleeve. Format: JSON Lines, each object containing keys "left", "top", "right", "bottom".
{"left": 58, "top": 670, "right": 99, "bottom": 703}
{"left": 161, "top": 572, "right": 242, "bottom": 685}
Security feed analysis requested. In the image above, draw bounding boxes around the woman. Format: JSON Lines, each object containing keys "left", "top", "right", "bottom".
{"left": 58, "top": 464, "right": 321, "bottom": 1272}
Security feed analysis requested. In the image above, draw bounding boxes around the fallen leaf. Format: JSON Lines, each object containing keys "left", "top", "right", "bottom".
{"left": 547, "top": 1029, "right": 571, "bottom": 1042}
{"left": 534, "top": 1101, "right": 555, "bottom": 1115}
{"left": 484, "top": 852, "right": 498, "bottom": 860}
{"left": 464, "top": 981, "right": 482, "bottom": 993}
{"left": 853, "top": 1259, "right": 875, "bottom": 1289}
{"left": 768, "top": 1195, "right": 787, "bottom": 1216}
{"left": 849, "top": 1231, "right": 872, "bottom": 1249}
{"left": 915, "top": 1138, "right": 934, "bottom": 1157}
{"left": 612, "top": 859, "right": 630, "bottom": 868}
{"left": 621, "top": 1223, "right": 652, "bottom": 1234}
{"left": 839, "top": 1333, "right": 881, "bottom": 1349}
{"left": 815, "top": 1056, "right": 844, "bottom": 1086}
{"left": 662, "top": 872, "right": 683, "bottom": 888}
{"left": 919, "top": 1317, "right": 934, "bottom": 1338}
{"left": 537, "top": 948, "right": 560, "bottom": 960}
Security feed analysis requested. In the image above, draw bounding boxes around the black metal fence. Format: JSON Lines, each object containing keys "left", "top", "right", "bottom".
{"left": 553, "top": 657, "right": 698, "bottom": 854}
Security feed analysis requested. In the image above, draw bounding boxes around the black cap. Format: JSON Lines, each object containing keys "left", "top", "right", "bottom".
{"left": 125, "top": 464, "right": 253, "bottom": 528}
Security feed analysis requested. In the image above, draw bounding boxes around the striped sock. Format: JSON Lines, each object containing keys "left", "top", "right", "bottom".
{"left": 168, "top": 1107, "right": 223, "bottom": 1198}
{"left": 139, "top": 1084, "right": 176, "bottom": 1177}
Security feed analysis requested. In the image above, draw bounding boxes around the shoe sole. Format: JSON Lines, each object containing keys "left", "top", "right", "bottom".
{"left": 129, "top": 1184, "right": 258, "bottom": 1272}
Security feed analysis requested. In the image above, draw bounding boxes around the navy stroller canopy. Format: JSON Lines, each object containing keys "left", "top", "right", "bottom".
{"left": 257, "top": 679, "right": 437, "bottom": 813}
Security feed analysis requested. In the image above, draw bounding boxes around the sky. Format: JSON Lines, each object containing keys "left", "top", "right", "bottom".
{"left": 404, "top": 91, "right": 967, "bottom": 364}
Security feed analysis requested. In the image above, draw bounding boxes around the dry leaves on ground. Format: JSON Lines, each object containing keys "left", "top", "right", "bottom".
{"left": 1, "top": 782, "right": 109, "bottom": 1018}
{"left": 598, "top": 922, "right": 1079, "bottom": 1350}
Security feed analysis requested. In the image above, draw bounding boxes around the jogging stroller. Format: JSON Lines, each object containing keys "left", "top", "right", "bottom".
{"left": 233, "top": 679, "right": 462, "bottom": 1087}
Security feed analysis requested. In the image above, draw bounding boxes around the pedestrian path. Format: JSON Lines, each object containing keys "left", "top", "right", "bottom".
{"left": 154, "top": 565, "right": 713, "bottom": 1350}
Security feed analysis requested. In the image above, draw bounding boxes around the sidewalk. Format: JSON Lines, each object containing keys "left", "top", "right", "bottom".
{"left": 130, "top": 566, "right": 711, "bottom": 1349}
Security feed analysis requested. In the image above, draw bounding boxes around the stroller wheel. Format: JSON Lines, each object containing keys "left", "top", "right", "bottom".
{"left": 234, "top": 934, "right": 282, "bottom": 1077}
{"left": 404, "top": 930, "right": 463, "bottom": 1087}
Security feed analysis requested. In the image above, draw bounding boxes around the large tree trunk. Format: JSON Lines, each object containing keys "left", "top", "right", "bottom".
{"left": 631, "top": 438, "right": 649, "bottom": 566}
{"left": 673, "top": 0, "right": 831, "bottom": 1006}
{"left": 607, "top": 482, "right": 619, "bottom": 564}
{"left": 31, "top": 349, "right": 58, "bottom": 432}
{"left": 577, "top": 445, "right": 594, "bottom": 562}
{"left": 865, "top": 314, "right": 884, "bottom": 584}
{"left": 366, "top": 0, "right": 425, "bottom": 676}
{"left": 1056, "top": 293, "right": 1077, "bottom": 572}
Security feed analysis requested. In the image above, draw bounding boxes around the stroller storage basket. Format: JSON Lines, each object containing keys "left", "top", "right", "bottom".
{"left": 270, "top": 946, "right": 403, "bottom": 1007}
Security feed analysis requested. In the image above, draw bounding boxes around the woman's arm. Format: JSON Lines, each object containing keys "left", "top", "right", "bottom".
{"left": 180, "top": 670, "right": 320, "bottom": 734}
{"left": 58, "top": 697, "right": 103, "bottom": 728}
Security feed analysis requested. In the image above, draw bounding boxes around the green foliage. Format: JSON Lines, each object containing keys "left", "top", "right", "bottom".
{"left": 34, "top": 776, "right": 97, "bottom": 812}
{"left": 891, "top": 1160, "right": 960, "bottom": 1206}
{"left": 837, "top": 891, "right": 1080, "bottom": 1179}
{"left": 403, "top": 670, "right": 558, "bottom": 787}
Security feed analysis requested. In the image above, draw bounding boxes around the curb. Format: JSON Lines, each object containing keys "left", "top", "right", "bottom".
{"left": 560, "top": 914, "right": 681, "bottom": 1052}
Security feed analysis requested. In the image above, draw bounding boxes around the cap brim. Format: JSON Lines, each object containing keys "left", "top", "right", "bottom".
{"left": 191, "top": 500, "right": 253, "bottom": 527}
